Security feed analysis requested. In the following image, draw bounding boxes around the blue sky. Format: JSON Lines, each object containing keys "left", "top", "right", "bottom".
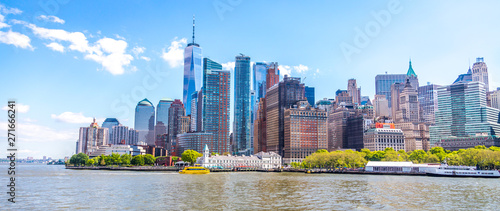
{"left": 1, "top": 0, "right": 499, "bottom": 159}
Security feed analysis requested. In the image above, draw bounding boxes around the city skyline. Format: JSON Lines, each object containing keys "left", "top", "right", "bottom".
{"left": 1, "top": 1, "right": 500, "bottom": 159}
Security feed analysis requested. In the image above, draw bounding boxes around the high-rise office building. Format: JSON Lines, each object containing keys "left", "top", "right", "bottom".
{"left": 347, "top": 79, "right": 361, "bottom": 105}
{"left": 418, "top": 84, "right": 440, "bottom": 125}
{"left": 266, "top": 76, "right": 305, "bottom": 157}
{"left": 134, "top": 98, "right": 155, "bottom": 145}
{"left": 254, "top": 64, "right": 280, "bottom": 154}
{"left": 101, "top": 118, "right": 120, "bottom": 143}
{"left": 491, "top": 88, "right": 500, "bottom": 110}
{"left": 472, "top": 57, "right": 489, "bottom": 92}
{"left": 305, "top": 86, "right": 315, "bottom": 107}
{"left": 390, "top": 82, "right": 405, "bottom": 119}
{"left": 202, "top": 58, "right": 231, "bottom": 154}
{"left": 375, "top": 74, "right": 406, "bottom": 109}
{"left": 167, "top": 99, "right": 185, "bottom": 156}
{"left": 183, "top": 17, "right": 202, "bottom": 116}
{"left": 110, "top": 125, "right": 128, "bottom": 145}
{"left": 283, "top": 101, "right": 327, "bottom": 163}
{"left": 364, "top": 124, "right": 405, "bottom": 151}
{"left": 190, "top": 91, "right": 199, "bottom": 132}
{"left": 157, "top": 98, "right": 173, "bottom": 125}
{"left": 233, "top": 54, "right": 252, "bottom": 155}
{"left": 76, "top": 118, "right": 108, "bottom": 154}
{"left": 335, "top": 90, "right": 352, "bottom": 105}
{"left": 327, "top": 104, "right": 356, "bottom": 150}
{"left": 253, "top": 62, "right": 269, "bottom": 102}
{"left": 395, "top": 80, "right": 420, "bottom": 123}
{"left": 430, "top": 81, "right": 500, "bottom": 147}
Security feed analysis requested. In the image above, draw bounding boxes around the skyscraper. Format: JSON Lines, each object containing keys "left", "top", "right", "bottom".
{"left": 203, "top": 58, "right": 231, "bottom": 154}
{"left": 472, "top": 57, "right": 489, "bottom": 92}
{"left": 76, "top": 118, "right": 108, "bottom": 154}
{"left": 418, "top": 84, "right": 440, "bottom": 125}
{"left": 190, "top": 91, "right": 199, "bottom": 131}
{"left": 375, "top": 73, "right": 406, "bottom": 109}
{"left": 373, "top": 95, "right": 390, "bottom": 117}
{"left": 233, "top": 54, "right": 252, "bottom": 155}
{"left": 156, "top": 98, "right": 173, "bottom": 125}
{"left": 266, "top": 75, "right": 305, "bottom": 157}
{"left": 430, "top": 81, "right": 500, "bottom": 147}
{"left": 305, "top": 86, "right": 315, "bottom": 107}
{"left": 406, "top": 60, "right": 419, "bottom": 91}
{"left": 101, "top": 118, "right": 120, "bottom": 143}
{"left": 183, "top": 16, "right": 202, "bottom": 116}
{"left": 347, "top": 79, "right": 361, "bottom": 105}
{"left": 253, "top": 62, "right": 269, "bottom": 101}
{"left": 167, "top": 99, "right": 185, "bottom": 156}
{"left": 134, "top": 98, "right": 155, "bottom": 145}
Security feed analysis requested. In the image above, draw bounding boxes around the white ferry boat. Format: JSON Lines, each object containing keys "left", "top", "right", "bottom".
{"left": 426, "top": 165, "right": 500, "bottom": 178}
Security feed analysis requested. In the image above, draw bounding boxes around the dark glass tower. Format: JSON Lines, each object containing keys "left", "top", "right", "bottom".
{"left": 233, "top": 54, "right": 252, "bottom": 155}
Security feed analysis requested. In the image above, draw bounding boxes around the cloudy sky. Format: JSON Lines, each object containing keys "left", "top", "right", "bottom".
{"left": 0, "top": 0, "right": 499, "bottom": 159}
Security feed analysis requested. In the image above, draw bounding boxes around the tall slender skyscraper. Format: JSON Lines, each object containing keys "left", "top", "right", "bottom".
{"left": 134, "top": 98, "right": 155, "bottom": 145}
{"left": 472, "top": 57, "right": 489, "bottom": 92}
{"left": 203, "top": 58, "right": 231, "bottom": 154}
{"left": 183, "top": 16, "right": 202, "bottom": 115}
{"left": 233, "top": 54, "right": 252, "bottom": 155}
{"left": 168, "top": 99, "right": 185, "bottom": 156}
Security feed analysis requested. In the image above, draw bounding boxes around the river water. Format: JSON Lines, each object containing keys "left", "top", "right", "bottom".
{"left": 1, "top": 164, "right": 499, "bottom": 210}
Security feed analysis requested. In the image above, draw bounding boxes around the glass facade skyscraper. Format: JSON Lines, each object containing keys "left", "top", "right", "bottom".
{"left": 203, "top": 58, "right": 231, "bottom": 154}
{"left": 430, "top": 81, "right": 500, "bottom": 146}
{"left": 233, "top": 54, "right": 252, "bottom": 155}
{"left": 156, "top": 98, "right": 173, "bottom": 125}
{"left": 305, "top": 86, "right": 315, "bottom": 107}
{"left": 101, "top": 118, "right": 120, "bottom": 143}
{"left": 183, "top": 18, "right": 202, "bottom": 116}
{"left": 375, "top": 74, "right": 406, "bottom": 108}
{"left": 134, "top": 98, "right": 155, "bottom": 145}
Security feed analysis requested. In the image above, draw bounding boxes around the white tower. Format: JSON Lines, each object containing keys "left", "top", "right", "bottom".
{"left": 472, "top": 57, "right": 489, "bottom": 92}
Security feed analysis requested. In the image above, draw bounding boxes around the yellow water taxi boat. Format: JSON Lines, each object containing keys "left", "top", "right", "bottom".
{"left": 179, "top": 165, "right": 210, "bottom": 174}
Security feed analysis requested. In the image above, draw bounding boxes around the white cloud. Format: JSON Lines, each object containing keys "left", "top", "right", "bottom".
{"left": 279, "top": 65, "right": 291, "bottom": 76}
{"left": 84, "top": 37, "right": 133, "bottom": 75}
{"left": 115, "top": 34, "right": 125, "bottom": 40}
{"left": 25, "top": 23, "right": 134, "bottom": 75}
{"left": 0, "top": 4, "right": 22, "bottom": 15}
{"left": 221, "top": 62, "right": 235, "bottom": 71}
{"left": 293, "top": 64, "right": 309, "bottom": 73}
{"left": 46, "top": 42, "right": 64, "bottom": 52}
{"left": 2, "top": 103, "right": 30, "bottom": 113}
{"left": 0, "top": 121, "right": 77, "bottom": 143}
{"left": 51, "top": 112, "right": 95, "bottom": 124}
{"left": 132, "top": 46, "right": 145, "bottom": 55}
{"left": 37, "top": 15, "right": 65, "bottom": 24}
{"left": 0, "top": 14, "right": 9, "bottom": 28}
{"left": 140, "top": 56, "right": 151, "bottom": 61}
{"left": 0, "top": 30, "right": 32, "bottom": 49}
{"left": 161, "top": 37, "right": 187, "bottom": 68}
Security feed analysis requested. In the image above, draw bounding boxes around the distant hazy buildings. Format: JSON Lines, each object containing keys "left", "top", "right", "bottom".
{"left": 373, "top": 95, "right": 390, "bottom": 117}
{"left": 283, "top": 101, "right": 327, "bottom": 163}
{"left": 101, "top": 118, "right": 119, "bottom": 143}
{"left": 491, "top": 88, "right": 500, "bottom": 110}
{"left": 134, "top": 98, "right": 155, "bottom": 145}
{"left": 233, "top": 54, "right": 252, "bottom": 155}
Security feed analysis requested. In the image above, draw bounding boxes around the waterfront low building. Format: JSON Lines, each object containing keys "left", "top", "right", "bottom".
{"left": 196, "top": 145, "right": 281, "bottom": 169}
{"left": 435, "top": 135, "right": 500, "bottom": 151}
{"left": 88, "top": 145, "right": 147, "bottom": 157}
{"left": 365, "top": 161, "right": 440, "bottom": 173}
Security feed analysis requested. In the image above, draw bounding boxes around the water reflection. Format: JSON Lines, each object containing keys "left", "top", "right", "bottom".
{"left": 1, "top": 165, "right": 499, "bottom": 210}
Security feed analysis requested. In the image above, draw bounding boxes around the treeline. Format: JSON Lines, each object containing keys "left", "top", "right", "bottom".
{"left": 68, "top": 153, "right": 157, "bottom": 166}
{"left": 291, "top": 146, "right": 500, "bottom": 169}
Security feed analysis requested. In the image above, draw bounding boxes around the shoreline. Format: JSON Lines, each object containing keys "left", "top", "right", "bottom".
{"left": 65, "top": 166, "right": 428, "bottom": 176}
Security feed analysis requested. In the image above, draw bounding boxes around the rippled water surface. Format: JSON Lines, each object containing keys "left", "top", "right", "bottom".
{"left": 1, "top": 164, "right": 499, "bottom": 210}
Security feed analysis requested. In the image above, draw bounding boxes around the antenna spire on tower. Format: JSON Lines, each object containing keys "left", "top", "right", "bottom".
{"left": 192, "top": 15, "right": 195, "bottom": 44}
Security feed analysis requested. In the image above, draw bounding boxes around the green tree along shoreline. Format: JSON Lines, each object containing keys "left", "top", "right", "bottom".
{"left": 68, "top": 150, "right": 201, "bottom": 167}
{"left": 290, "top": 146, "right": 500, "bottom": 170}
